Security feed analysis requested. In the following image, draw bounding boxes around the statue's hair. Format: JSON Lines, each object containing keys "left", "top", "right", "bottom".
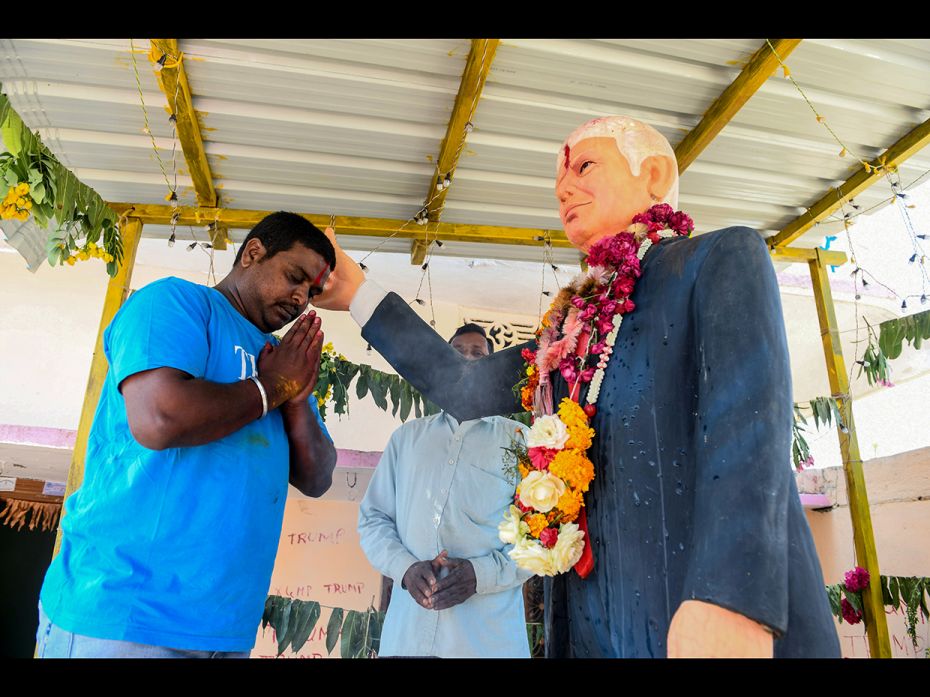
{"left": 559, "top": 116, "right": 679, "bottom": 209}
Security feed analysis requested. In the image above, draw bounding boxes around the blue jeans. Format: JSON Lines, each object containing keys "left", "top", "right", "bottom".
{"left": 36, "top": 603, "right": 250, "bottom": 659}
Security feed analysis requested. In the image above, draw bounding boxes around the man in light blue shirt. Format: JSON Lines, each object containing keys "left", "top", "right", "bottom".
{"left": 37, "top": 212, "right": 337, "bottom": 657}
{"left": 358, "top": 324, "right": 533, "bottom": 658}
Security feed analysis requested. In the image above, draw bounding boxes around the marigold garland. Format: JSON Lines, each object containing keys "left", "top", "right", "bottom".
{"left": 498, "top": 204, "right": 694, "bottom": 577}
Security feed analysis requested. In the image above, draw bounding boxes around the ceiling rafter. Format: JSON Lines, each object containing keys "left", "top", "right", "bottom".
{"left": 675, "top": 39, "right": 802, "bottom": 174}
{"left": 770, "top": 114, "right": 930, "bottom": 248}
{"left": 411, "top": 39, "right": 500, "bottom": 264}
{"left": 107, "top": 202, "right": 845, "bottom": 266}
{"left": 149, "top": 39, "right": 226, "bottom": 249}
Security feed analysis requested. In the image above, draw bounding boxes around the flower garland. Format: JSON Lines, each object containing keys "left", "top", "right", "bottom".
{"left": 500, "top": 204, "right": 694, "bottom": 577}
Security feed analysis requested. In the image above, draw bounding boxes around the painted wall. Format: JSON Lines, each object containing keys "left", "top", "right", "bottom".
{"left": 804, "top": 446, "right": 930, "bottom": 658}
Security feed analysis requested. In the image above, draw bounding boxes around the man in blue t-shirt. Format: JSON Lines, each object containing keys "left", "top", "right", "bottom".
{"left": 37, "top": 211, "right": 338, "bottom": 658}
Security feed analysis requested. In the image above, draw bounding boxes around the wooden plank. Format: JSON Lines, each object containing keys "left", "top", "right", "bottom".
{"left": 52, "top": 218, "right": 143, "bottom": 557}
{"left": 770, "top": 245, "right": 846, "bottom": 266}
{"left": 772, "top": 115, "right": 930, "bottom": 248}
{"left": 149, "top": 39, "right": 225, "bottom": 250}
{"left": 0, "top": 477, "right": 63, "bottom": 504}
{"left": 107, "top": 203, "right": 569, "bottom": 248}
{"left": 411, "top": 38, "right": 499, "bottom": 263}
{"left": 808, "top": 250, "right": 892, "bottom": 658}
{"left": 675, "top": 39, "right": 802, "bottom": 173}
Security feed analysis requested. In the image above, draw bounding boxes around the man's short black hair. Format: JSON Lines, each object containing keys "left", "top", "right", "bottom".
{"left": 449, "top": 322, "right": 494, "bottom": 354}
{"left": 235, "top": 211, "right": 336, "bottom": 270}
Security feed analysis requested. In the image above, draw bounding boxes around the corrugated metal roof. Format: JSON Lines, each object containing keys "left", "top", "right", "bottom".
{"left": 2, "top": 37, "right": 929, "bottom": 263}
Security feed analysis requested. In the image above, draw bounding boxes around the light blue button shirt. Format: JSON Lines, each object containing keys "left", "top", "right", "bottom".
{"left": 358, "top": 412, "right": 533, "bottom": 658}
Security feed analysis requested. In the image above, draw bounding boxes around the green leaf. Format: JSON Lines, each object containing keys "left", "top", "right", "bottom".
{"left": 290, "top": 600, "right": 321, "bottom": 654}
{"left": 880, "top": 575, "right": 893, "bottom": 606}
{"left": 843, "top": 588, "right": 862, "bottom": 613}
{"left": 890, "top": 576, "right": 901, "bottom": 610}
{"left": 2, "top": 120, "right": 23, "bottom": 156}
{"left": 340, "top": 609, "right": 363, "bottom": 658}
{"left": 399, "top": 383, "right": 413, "bottom": 422}
{"left": 414, "top": 394, "right": 422, "bottom": 419}
{"left": 275, "top": 598, "right": 297, "bottom": 656}
{"left": 389, "top": 378, "right": 401, "bottom": 417}
{"left": 369, "top": 374, "right": 388, "bottom": 411}
{"left": 261, "top": 595, "right": 277, "bottom": 630}
{"left": 325, "top": 607, "right": 343, "bottom": 655}
{"left": 355, "top": 370, "right": 370, "bottom": 400}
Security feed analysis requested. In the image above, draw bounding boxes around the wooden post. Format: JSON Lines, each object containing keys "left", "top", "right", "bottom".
{"left": 52, "top": 217, "right": 144, "bottom": 557}
{"left": 808, "top": 249, "right": 892, "bottom": 658}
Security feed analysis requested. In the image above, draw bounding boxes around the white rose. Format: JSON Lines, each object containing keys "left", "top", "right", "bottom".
{"left": 509, "top": 536, "right": 557, "bottom": 576}
{"left": 551, "top": 522, "right": 586, "bottom": 573}
{"left": 518, "top": 471, "right": 566, "bottom": 513}
{"left": 526, "top": 414, "right": 570, "bottom": 450}
{"left": 498, "top": 505, "right": 529, "bottom": 545}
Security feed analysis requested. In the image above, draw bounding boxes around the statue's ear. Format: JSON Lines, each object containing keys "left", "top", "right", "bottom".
{"left": 641, "top": 154, "right": 677, "bottom": 202}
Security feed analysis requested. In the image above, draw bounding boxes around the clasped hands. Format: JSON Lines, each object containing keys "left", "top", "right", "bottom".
{"left": 402, "top": 551, "right": 476, "bottom": 611}
{"left": 257, "top": 311, "right": 325, "bottom": 411}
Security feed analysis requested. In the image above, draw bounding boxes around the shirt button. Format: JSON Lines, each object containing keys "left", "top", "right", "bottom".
{"left": 448, "top": 459, "right": 454, "bottom": 465}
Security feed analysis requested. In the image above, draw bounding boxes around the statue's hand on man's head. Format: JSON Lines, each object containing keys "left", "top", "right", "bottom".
{"left": 310, "top": 227, "right": 366, "bottom": 312}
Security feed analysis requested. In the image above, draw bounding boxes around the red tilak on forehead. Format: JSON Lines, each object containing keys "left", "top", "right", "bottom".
{"left": 311, "top": 265, "right": 328, "bottom": 287}
{"left": 563, "top": 144, "right": 571, "bottom": 170}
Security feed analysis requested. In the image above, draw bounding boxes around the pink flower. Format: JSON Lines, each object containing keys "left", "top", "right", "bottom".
{"left": 844, "top": 567, "right": 870, "bottom": 593}
{"left": 597, "top": 318, "right": 615, "bottom": 335}
{"left": 589, "top": 341, "right": 607, "bottom": 355}
{"left": 539, "top": 527, "right": 559, "bottom": 549}
{"left": 599, "top": 300, "right": 619, "bottom": 317}
{"left": 631, "top": 211, "right": 652, "bottom": 226}
{"left": 587, "top": 231, "right": 639, "bottom": 268}
{"left": 614, "top": 275, "right": 635, "bottom": 296}
{"left": 528, "top": 447, "right": 557, "bottom": 471}
{"left": 840, "top": 598, "right": 863, "bottom": 625}
{"left": 521, "top": 348, "right": 536, "bottom": 364}
{"left": 649, "top": 203, "right": 674, "bottom": 223}
{"left": 579, "top": 367, "right": 596, "bottom": 383}
{"left": 621, "top": 298, "right": 636, "bottom": 314}
{"left": 669, "top": 211, "right": 694, "bottom": 234}
{"left": 559, "top": 358, "right": 578, "bottom": 383}
{"left": 578, "top": 305, "right": 598, "bottom": 322}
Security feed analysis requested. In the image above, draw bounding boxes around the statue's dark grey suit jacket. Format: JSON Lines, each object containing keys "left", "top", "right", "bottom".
{"left": 361, "top": 227, "right": 841, "bottom": 658}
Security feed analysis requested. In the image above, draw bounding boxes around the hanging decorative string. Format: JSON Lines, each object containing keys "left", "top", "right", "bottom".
{"left": 765, "top": 39, "right": 886, "bottom": 176}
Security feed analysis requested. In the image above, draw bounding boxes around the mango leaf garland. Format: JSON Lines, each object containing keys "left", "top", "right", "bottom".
{"left": 0, "top": 90, "right": 122, "bottom": 275}
{"left": 289, "top": 600, "right": 321, "bottom": 654}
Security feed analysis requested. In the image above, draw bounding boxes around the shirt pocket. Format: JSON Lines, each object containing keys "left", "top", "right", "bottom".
{"left": 458, "top": 457, "right": 518, "bottom": 526}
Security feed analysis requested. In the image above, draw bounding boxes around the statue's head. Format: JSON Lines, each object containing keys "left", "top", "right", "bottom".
{"left": 555, "top": 116, "right": 679, "bottom": 251}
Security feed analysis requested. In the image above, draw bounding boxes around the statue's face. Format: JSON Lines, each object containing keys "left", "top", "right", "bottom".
{"left": 555, "top": 137, "right": 655, "bottom": 252}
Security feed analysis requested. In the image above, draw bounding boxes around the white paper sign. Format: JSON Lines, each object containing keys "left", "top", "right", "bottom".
{"left": 42, "top": 481, "right": 66, "bottom": 496}
{"left": 0, "top": 476, "right": 16, "bottom": 492}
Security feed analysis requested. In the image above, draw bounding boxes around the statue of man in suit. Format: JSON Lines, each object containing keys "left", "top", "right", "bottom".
{"left": 315, "top": 116, "right": 840, "bottom": 658}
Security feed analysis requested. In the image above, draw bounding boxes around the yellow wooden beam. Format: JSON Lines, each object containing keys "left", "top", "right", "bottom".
{"left": 769, "top": 245, "right": 846, "bottom": 266}
{"left": 52, "top": 218, "right": 144, "bottom": 557}
{"left": 772, "top": 115, "right": 930, "bottom": 248}
{"left": 808, "top": 249, "right": 891, "bottom": 658}
{"left": 675, "top": 39, "right": 802, "bottom": 174}
{"left": 149, "top": 39, "right": 224, "bottom": 250}
{"left": 411, "top": 38, "right": 500, "bottom": 263}
{"left": 109, "top": 203, "right": 845, "bottom": 267}
{"left": 108, "top": 202, "right": 568, "bottom": 248}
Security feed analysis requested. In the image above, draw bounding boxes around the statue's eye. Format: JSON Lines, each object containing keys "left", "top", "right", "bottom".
{"left": 579, "top": 160, "right": 594, "bottom": 173}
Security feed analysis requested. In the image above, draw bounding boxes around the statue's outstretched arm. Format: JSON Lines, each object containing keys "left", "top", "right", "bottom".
{"left": 362, "top": 292, "right": 530, "bottom": 422}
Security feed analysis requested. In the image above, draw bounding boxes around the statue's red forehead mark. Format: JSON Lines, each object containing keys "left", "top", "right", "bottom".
{"left": 563, "top": 145, "right": 571, "bottom": 170}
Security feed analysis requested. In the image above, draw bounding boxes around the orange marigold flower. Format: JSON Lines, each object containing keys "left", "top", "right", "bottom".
{"left": 518, "top": 462, "right": 530, "bottom": 479}
{"left": 558, "top": 398, "right": 595, "bottom": 450}
{"left": 549, "top": 449, "right": 595, "bottom": 492}
{"left": 556, "top": 488, "right": 584, "bottom": 522}
{"left": 526, "top": 513, "right": 548, "bottom": 539}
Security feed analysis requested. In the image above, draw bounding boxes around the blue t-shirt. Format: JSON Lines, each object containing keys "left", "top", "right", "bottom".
{"left": 40, "top": 277, "right": 330, "bottom": 651}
